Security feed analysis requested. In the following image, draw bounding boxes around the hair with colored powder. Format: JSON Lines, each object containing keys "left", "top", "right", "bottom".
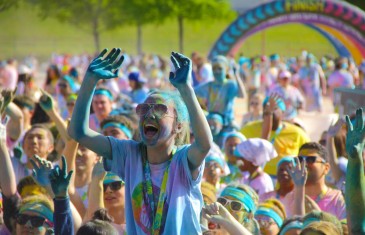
{"left": 301, "top": 221, "right": 342, "bottom": 235}
{"left": 278, "top": 216, "right": 303, "bottom": 235}
{"left": 17, "top": 176, "right": 49, "bottom": 198}
{"left": 303, "top": 210, "right": 343, "bottom": 235}
{"left": 100, "top": 115, "right": 135, "bottom": 138}
{"left": 299, "top": 142, "right": 328, "bottom": 162}
{"left": 255, "top": 199, "right": 286, "bottom": 227}
{"left": 148, "top": 90, "right": 190, "bottom": 145}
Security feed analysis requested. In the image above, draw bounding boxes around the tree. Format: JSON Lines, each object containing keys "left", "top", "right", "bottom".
{"left": 0, "top": 0, "right": 17, "bottom": 12}
{"left": 29, "top": 0, "right": 125, "bottom": 52}
{"left": 114, "top": 0, "right": 165, "bottom": 54}
{"left": 163, "top": 0, "right": 234, "bottom": 53}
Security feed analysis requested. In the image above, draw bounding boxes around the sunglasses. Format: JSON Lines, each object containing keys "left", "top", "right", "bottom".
{"left": 256, "top": 216, "right": 276, "bottom": 228}
{"left": 58, "top": 83, "right": 67, "bottom": 88}
{"left": 298, "top": 155, "right": 326, "bottom": 164}
{"left": 217, "top": 197, "right": 245, "bottom": 212}
{"left": 250, "top": 102, "right": 259, "bottom": 106}
{"left": 103, "top": 181, "right": 123, "bottom": 192}
{"left": 16, "top": 214, "right": 53, "bottom": 228}
{"left": 136, "top": 103, "right": 174, "bottom": 119}
{"left": 66, "top": 102, "right": 75, "bottom": 107}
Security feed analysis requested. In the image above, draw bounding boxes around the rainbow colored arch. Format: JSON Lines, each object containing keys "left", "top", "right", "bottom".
{"left": 209, "top": 0, "right": 365, "bottom": 63}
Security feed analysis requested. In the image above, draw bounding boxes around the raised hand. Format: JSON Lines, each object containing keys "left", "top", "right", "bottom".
{"left": 49, "top": 156, "right": 73, "bottom": 198}
{"left": 39, "top": 89, "right": 55, "bottom": 112}
{"left": 0, "top": 88, "right": 17, "bottom": 116}
{"left": 327, "top": 117, "right": 346, "bottom": 138}
{"left": 345, "top": 108, "right": 365, "bottom": 158}
{"left": 87, "top": 48, "right": 124, "bottom": 80}
{"left": 287, "top": 157, "right": 307, "bottom": 186}
{"left": 169, "top": 52, "right": 192, "bottom": 88}
{"left": 30, "top": 155, "right": 53, "bottom": 187}
{"left": 202, "top": 202, "right": 232, "bottom": 225}
{"left": 92, "top": 159, "right": 106, "bottom": 181}
{"left": 264, "top": 93, "right": 280, "bottom": 114}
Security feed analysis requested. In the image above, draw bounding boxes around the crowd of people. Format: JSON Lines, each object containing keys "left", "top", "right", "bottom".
{"left": 0, "top": 47, "right": 364, "bottom": 235}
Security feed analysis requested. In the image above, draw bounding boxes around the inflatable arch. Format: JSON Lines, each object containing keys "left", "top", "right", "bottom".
{"left": 209, "top": 0, "right": 365, "bottom": 63}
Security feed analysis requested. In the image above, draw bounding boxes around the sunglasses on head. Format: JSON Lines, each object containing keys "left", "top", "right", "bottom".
{"left": 217, "top": 197, "right": 246, "bottom": 212}
{"left": 16, "top": 214, "right": 53, "bottom": 228}
{"left": 136, "top": 103, "right": 174, "bottom": 119}
{"left": 298, "top": 155, "right": 326, "bottom": 164}
{"left": 103, "top": 181, "right": 123, "bottom": 192}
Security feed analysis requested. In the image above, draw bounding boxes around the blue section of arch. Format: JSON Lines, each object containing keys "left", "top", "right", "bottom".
{"left": 304, "top": 24, "right": 351, "bottom": 57}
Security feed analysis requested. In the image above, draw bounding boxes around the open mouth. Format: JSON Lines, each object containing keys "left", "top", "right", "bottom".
{"left": 143, "top": 123, "right": 159, "bottom": 137}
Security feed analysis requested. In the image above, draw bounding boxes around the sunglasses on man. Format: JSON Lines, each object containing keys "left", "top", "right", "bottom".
{"left": 298, "top": 155, "right": 326, "bottom": 164}
{"left": 103, "top": 181, "right": 124, "bottom": 192}
{"left": 16, "top": 214, "right": 53, "bottom": 228}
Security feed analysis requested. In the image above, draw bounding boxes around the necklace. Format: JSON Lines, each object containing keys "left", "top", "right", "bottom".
{"left": 140, "top": 144, "right": 175, "bottom": 235}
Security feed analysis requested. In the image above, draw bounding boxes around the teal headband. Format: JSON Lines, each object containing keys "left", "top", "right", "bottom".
{"left": 223, "top": 132, "right": 246, "bottom": 145}
{"left": 19, "top": 202, "right": 54, "bottom": 223}
{"left": 205, "top": 155, "right": 225, "bottom": 170}
{"left": 220, "top": 187, "right": 256, "bottom": 212}
{"left": 94, "top": 89, "right": 113, "bottom": 101}
{"left": 255, "top": 207, "right": 283, "bottom": 227}
{"left": 277, "top": 157, "right": 297, "bottom": 168}
{"left": 279, "top": 221, "right": 303, "bottom": 235}
{"left": 102, "top": 122, "right": 133, "bottom": 139}
{"left": 207, "top": 113, "right": 224, "bottom": 124}
{"left": 103, "top": 172, "right": 124, "bottom": 184}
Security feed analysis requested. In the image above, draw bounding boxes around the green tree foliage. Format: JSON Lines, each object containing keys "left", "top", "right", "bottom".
{"left": 113, "top": 0, "right": 165, "bottom": 54}
{"left": 0, "top": 0, "right": 17, "bottom": 12}
{"left": 163, "top": 0, "right": 235, "bottom": 53}
{"left": 346, "top": 0, "right": 365, "bottom": 11}
{"left": 29, "top": 0, "right": 123, "bottom": 52}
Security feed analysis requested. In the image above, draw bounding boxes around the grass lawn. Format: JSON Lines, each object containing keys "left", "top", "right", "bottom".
{"left": 0, "top": 3, "right": 337, "bottom": 61}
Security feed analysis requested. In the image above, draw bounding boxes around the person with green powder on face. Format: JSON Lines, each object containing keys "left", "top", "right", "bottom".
{"left": 68, "top": 48, "right": 213, "bottom": 234}
{"left": 344, "top": 108, "right": 365, "bottom": 234}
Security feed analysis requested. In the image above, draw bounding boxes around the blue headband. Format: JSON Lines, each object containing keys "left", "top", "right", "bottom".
{"left": 94, "top": 89, "right": 113, "bottom": 101}
{"left": 205, "top": 155, "right": 225, "bottom": 170}
{"left": 277, "top": 156, "right": 297, "bottom": 168}
{"left": 255, "top": 207, "right": 284, "bottom": 227}
{"left": 207, "top": 113, "right": 224, "bottom": 124}
{"left": 263, "top": 97, "right": 286, "bottom": 112}
{"left": 220, "top": 187, "right": 256, "bottom": 212}
{"left": 279, "top": 221, "right": 303, "bottom": 235}
{"left": 223, "top": 132, "right": 246, "bottom": 143}
{"left": 102, "top": 122, "right": 132, "bottom": 139}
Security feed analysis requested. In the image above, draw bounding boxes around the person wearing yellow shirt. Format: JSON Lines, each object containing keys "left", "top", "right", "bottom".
{"left": 241, "top": 95, "right": 310, "bottom": 176}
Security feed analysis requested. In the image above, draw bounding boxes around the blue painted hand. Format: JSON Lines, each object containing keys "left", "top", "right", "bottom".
{"left": 49, "top": 156, "right": 74, "bottom": 198}
{"left": 346, "top": 108, "right": 365, "bottom": 158}
{"left": 30, "top": 155, "right": 53, "bottom": 187}
{"left": 86, "top": 48, "right": 124, "bottom": 80}
{"left": 169, "top": 52, "right": 192, "bottom": 88}
{"left": 286, "top": 157, "right": 307, "bottom": 187}
{"left": 39, "top": 89, "right": 54, "bottom": 111}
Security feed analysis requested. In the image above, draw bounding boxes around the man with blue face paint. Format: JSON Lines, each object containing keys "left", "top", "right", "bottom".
{"left": 298, "top": 53, "right": 327, "bottom": 112}
{"left": 195, "top": 55, "right": 245, "bottom": 128}
{"left": 68, "top": 48, "right": 213, "bottom": 234}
